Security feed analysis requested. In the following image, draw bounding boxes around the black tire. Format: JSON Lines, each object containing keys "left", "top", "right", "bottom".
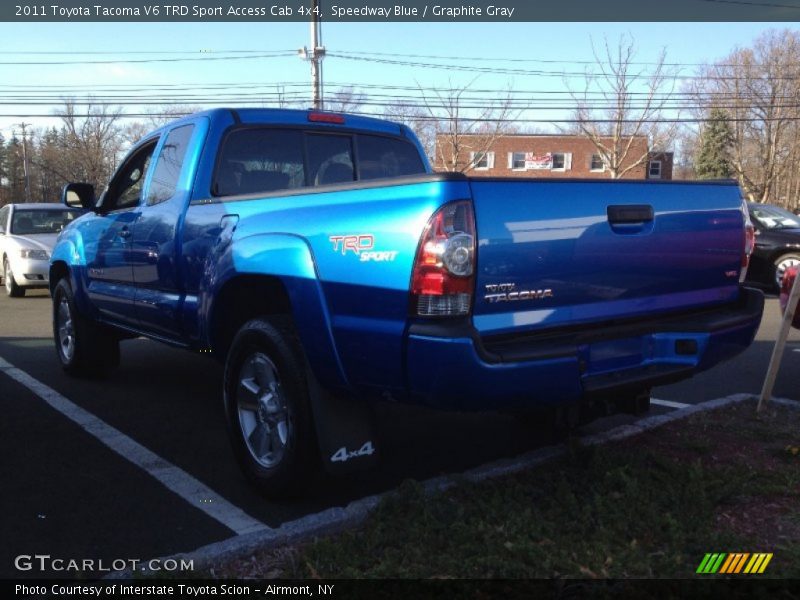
{"left": 223, "top": 316, "right": 317, "bottom": 499}
{"left": 4, "top": 258, "right": 25, "bottom": 297}
{"left": 773, "top": 253, "right": 800, "bottom": 292}
{"left": 52, "top": 278, "right": 120, "bottom": 377}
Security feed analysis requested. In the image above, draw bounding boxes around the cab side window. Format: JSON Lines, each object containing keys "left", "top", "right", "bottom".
{"left": 101, "top": 139, "right": 158, "bottom": 212}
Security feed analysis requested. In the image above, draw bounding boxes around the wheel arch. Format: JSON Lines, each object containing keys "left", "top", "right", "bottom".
{"left": 770, "top": 247, "right": 800, "bottom": 261}
{"left": 205, "top": 232, "right": 349, "bottom": 390}
{"left": 49, "top": 260, "right": 70, "bottom": 295}
{"left": 209, "top": 274, "right": 291, "bottom": 358}
{"left": 207, "top": 272, "right": 349, "bottom": 391}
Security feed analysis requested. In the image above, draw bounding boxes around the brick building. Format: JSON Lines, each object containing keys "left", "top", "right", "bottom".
{"left": 434, "top": 133, "right": 673, "bottom": 180}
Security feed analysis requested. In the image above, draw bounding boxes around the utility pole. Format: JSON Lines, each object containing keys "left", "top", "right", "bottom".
{"left": 17, "top": 122, "right": 32, "bottom": 203}
{"left": 298, "top": 0, "right": 325, "bottom": 110}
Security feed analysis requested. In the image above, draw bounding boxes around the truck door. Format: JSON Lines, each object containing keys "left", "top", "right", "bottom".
{"left": 83, "top": 138, "right": 159, "bottom": 327}
{"left": 131, "top": 123, "right": 199, "bottom": 339}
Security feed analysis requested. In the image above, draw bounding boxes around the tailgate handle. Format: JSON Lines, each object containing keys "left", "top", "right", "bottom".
{"left": 607, "top": 205, "right": 654, "bottom": 224}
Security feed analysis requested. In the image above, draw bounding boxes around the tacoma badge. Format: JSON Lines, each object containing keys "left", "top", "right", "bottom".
{"left": 484, "top": 283, "right": 553, "bottom": 303}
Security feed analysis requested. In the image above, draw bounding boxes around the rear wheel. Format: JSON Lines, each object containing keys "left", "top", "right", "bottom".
{"left": 773, "top": 253, "right": 800, "bottom": 292}
{"left": 52, "top": 278, "right": 120, "bottom": 377}
{"left": 4, "top": 258, "right": 24, "bottom": 297}
{"left": 223, "top": 317, "right": 317, "bottom": 498}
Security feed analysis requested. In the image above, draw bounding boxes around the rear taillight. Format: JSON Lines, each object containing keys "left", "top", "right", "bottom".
{"left": 411, "top": 201, "right": 476, "bottom": 317}
{"left": 741, "top": 199, "right": 755, "bottom": 284}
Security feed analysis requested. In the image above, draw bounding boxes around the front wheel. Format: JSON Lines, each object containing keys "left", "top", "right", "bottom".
{"left": 223, "top": 317, "right": 317, "bottom": 498}
{"left": 4, "top": 258, "right": 24, "bottom": 297}
{"left": 52, "top": 278, "right": 120, "bottom": 377}
{"left": 773, "top": 253, "right": 800, "bottom": 292}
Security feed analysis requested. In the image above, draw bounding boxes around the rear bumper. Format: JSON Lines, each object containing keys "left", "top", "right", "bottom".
{"left": 404, "top": 287, "right": 764, "bottom": 410}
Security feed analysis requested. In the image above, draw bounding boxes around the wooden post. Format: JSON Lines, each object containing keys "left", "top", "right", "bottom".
{"left": 758, "top": 271, "right": 800, "bottom": 412}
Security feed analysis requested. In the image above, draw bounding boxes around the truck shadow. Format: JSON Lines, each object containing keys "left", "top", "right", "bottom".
{"left": 0, "top": 335, "right": 796, "bottom": 528}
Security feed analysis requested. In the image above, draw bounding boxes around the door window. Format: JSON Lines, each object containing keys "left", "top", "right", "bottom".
{"left": 101, "top": 139, "right": 158, "bottom": 212}
{"left": 147, "top": 125, "right": 195, "bottom": 205}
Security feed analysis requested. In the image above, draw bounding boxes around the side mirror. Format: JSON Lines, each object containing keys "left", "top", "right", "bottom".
{"left": 62, "top": 182, "right": 96, "bottom": 210}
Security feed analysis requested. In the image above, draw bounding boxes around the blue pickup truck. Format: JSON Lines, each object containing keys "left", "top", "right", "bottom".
{"left": 50, "top": 108, "right": 763, "bottom": 496}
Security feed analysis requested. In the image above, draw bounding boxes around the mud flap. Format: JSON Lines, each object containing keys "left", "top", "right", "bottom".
{"left": 306, "top": 367, "right": 380, "bottom": 475}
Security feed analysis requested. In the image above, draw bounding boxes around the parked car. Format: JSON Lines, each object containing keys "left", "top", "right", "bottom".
{"left": 0, "top": 203, "right": 85, "bottom": 297}
{"left": 746, "top": 202, "right": 800, "bottom": 292}
{"left": 780, "top": 265, "right": 800, "bottom": 329}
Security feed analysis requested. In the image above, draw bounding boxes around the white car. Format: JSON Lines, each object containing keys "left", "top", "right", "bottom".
{"left": 0, "top": 203, "right": 84, "bottom": 297}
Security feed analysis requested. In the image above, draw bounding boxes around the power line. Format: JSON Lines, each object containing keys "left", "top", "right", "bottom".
{"left": 4, "top": 46, "right": 800, "bottom": 70}
{"left": 0, "top": 49, "right": 295, "bottom": 55}
{"left": 328, "top": 53, "right": 800, "bottom": 81}
{"left": 0, "top": 51, "right": 296, "bottom": 66}
{"left": 335, "top": 49, "right": 800, "bottom": 69}
{"left": 0, "top": 82, "right": 796, "bottom": 103}
{"left": 0, "top": 96, "right": 797, "bottom": 113}
{"left": 1, "top": 109, "right": 799, "bottom": 124}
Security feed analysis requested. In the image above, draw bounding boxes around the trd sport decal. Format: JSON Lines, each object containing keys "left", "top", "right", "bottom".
{"left": 330, "top": 234, "right": 374, "bottom": 254}
{"left": 329, "top": 234, "right": 398, "bottom": 262}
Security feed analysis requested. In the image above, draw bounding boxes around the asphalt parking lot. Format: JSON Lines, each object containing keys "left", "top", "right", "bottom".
{"left": 1, "top": 288, "right": 798, "bottom": 578}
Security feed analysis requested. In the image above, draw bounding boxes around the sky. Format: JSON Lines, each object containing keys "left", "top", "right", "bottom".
{"left": 0, "top": 21, "right": 796, "bottom": 139}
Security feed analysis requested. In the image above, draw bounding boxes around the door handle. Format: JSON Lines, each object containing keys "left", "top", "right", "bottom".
{"left": 118, "top": 226, "right": 131, "bottom": 239}
{"left": 607, "top": 205, "right": 654, "bottom": 224}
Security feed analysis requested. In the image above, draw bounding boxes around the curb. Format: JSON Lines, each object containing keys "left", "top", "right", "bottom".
{"left": 124, "top": 392, "right": 798, "bottom": 577}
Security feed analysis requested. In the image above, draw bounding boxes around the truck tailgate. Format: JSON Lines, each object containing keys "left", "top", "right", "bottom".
{"left": 470, "top": 180, "right": 745, "bottom": 337}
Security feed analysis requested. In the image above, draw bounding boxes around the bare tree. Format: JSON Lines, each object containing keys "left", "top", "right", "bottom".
{"left": 57, "top": 99, "right": 125, "bottom": 192}
{"left": 144, "top": 104, "right": 202, "bottom": 128}
{"left": 690, "top": 29, "right": 800, "bottom": 204}
{"left": 569, "top": 35, "right": 677, "bottom": 179}
{"left": 325, "top": 86, "right": 366, "bottom": 113}
{"left": 122, "top": 121, "right": 151, "bottom": 146}
{"left": 383, "top": 101, "right": 438, "bottom": 163}
{"left": 423, "top": 79, "right": 522, "bottom": 173}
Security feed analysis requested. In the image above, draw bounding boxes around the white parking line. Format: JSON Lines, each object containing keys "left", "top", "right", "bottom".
{"left": 650, "top": 398, "right": 691, "bottom": 409}
{"left": 0, "top": 356, "right": 268, "bottom": 537}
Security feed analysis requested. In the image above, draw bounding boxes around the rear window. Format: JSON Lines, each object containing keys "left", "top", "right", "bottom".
{"left": 214, "top": 129, "right": 305, "bottom": 197}
{"left": 750, "top": 204, "right": 800, "bottom": 230}
{"left": 213, "top": 128, "right": 425, "bottom": 197}
{"left": 307, "top": 133, "right": 355, "bottom": 186}
{"left": 357, "top": 134, "right": 426, "bottom": 180}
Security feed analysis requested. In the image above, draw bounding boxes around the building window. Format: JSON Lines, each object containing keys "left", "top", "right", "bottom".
{"left": 649, "top": 160, "right": 662, "bottom": 179}
{"left": 509, "top": 152, "right": 527, "bottom": 170}
{"left": 470, "top": 151, "right": 494, "bottom": 170}
{"left": 551, "top": 152, "right": 571, "bottom": 171}
{"left": 590, "top": 154, "right": 605, "bottom": 172}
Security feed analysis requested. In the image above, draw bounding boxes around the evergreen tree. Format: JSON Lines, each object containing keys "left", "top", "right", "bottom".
{"left": 6, "top": 136, "right": 25, "bottom": 202}
{"left": 695, "top": 108, "right": 734, "bottom": 179}
{"left": 0, "top": 133, "right": 7, "bottom": 205}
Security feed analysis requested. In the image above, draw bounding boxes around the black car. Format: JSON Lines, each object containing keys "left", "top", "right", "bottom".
{"left": 746, "top": 202, "right": 800, "bottom": 291}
